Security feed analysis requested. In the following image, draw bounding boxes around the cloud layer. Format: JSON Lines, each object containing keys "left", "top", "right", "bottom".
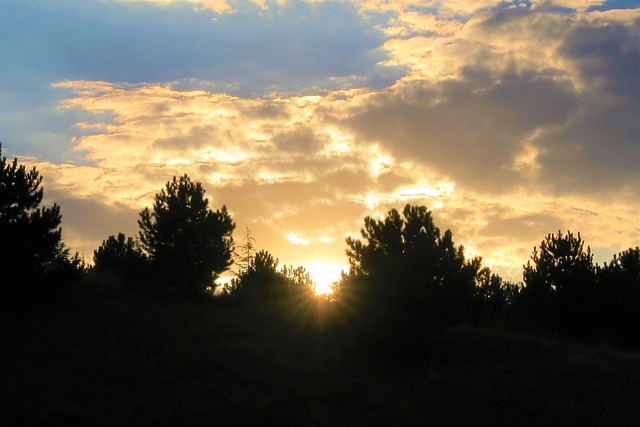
{"left": 3, "top": 0, "right": 639, "bottom": 282}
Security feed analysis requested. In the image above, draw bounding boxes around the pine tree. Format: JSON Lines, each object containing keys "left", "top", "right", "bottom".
{"left": 518, "top": 230, "right": 597, "bottom": 334}
{"left": 93, "top": 233, "right": 147, "bottom": 288}
{"left": 234, "top": 226, "right": 256, "bottom": 276}
{"left": 138, "top": 174, "right": 235, "bottom": 297}
{"left": 0, "top": 144, "right": 65, "bottom": 293}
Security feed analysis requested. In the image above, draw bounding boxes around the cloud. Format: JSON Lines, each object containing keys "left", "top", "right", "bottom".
{"left": 532, "top": 0, "right": 607, "bottom": 11}
{"left": 336, "top": 6, "right": 639, "bottom": 273}
{"left": 6, "top": 1, "right": 639, "bottom": 280}
{"left": 346, "top": 8, "right": 639, "bottom": 194}
{"left": 50, "top": 194, "right": 142, "bottom": 253}
{"left": 1, "top": 0, "right": 397, "bottom": 92}
{"left": 0, "top": 0, "right": 402, "bottom": 163}
{"left": 343, "top": 69, "right": 578, "bottom": 192}
{"left": 27, "top": 82, "right": 394, "bottom": 266}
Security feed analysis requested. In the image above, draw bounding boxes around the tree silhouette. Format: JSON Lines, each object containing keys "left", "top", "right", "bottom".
{"left": 601, "top": 247, "right": 640, "bottom": 289}
{"left": 343, "top": 205, "right": 481, "bottom": 296}
{"left": 234, "top": 226, "right": 256, "bottom": 276}
{"left": 138, "top": 175, "right": 235, "bottom": 297}
{"left": 473, "top": 267, "right": 521, "bottom": 323}
{"left": 597, "top": 247, "right": 640, "bottom": 346}
{"left": 523, "top": 231, "right": 595, "bottom": 294}
{"left": 93, "top": 233, "right": 147, "bottom": 288}
{"left": 339, "top": 204, "right": 483, "bottom": 345}
{"left": 281, "top": 264, "right": 316, "bottom": 297}
{"left": 231, "top": 249, "right": 284, "bottom": 297}
{"left": 0, "top": 145, "right": 67, "bottom": 294}
{"left": 517, "top": 230, "right": 597, "bottom": 335}
{"left": 227, "top": 248, "right": 316, "bottom": 300}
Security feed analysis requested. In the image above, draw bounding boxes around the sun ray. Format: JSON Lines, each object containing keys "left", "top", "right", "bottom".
{"left": 305, "top": 261, "right": 345, "bottom": 295}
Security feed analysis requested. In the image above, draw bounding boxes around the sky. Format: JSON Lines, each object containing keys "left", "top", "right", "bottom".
{"left": 2, "top": 0, "right": 639, "bottom": 288}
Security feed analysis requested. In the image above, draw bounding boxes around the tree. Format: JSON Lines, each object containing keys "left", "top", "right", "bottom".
{"left": 231, "top": 249, "right": 284, "bottom": 296}
{"left": 339, "top": 204, "right": 483, "bottom": 338}
{"left": 342, "top": 205, "right": 481, "bottom": 296}
{"left": 234, "top": 226, "right": 256, "bottom": 276}
{"left": 93, "top": 233, "right": 147, "bottom": 288}
{"left": 600, "top": 247, "right": 640, "bottom": 290}
{"left": 518, "top": 230, "right": 597, "bottom": 334}
{"left": 281, "top": 264, "right": 316, "bottom": 297}
{"left": 473, "top": 267, "right": 521, "bottom": 323}
{"left": 597, "top": 247, "right": 640, "bottom": 346}
{"left": 523, "top": 230, "right": 595, "bottom": 295}
{"left": 0, "top": 144, "right": 67, "bottom": 294}
{"left": 138, "top": 175, "right": 235, "bottom": 297}
{"left": 227, "top": 249, "right": 316, "bottom": 300}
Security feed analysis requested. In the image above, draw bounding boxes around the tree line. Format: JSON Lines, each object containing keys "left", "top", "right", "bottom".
{"left": 1, "top": 146, "right": 638, "bottom": 347}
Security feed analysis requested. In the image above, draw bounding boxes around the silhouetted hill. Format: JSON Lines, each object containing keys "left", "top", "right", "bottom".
{"left": 1, "top": 282, "right": 639, "bottom": 426}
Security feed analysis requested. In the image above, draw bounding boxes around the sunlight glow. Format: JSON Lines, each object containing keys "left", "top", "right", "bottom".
{"left": 394, "top": 181, "right": 454, "bottom": 199}
{"left": 363, "top": 192, "right": 383, "bottom": 209}
{"left": 205, "top": 150, "right": 249, "bottom": 164}
{"left": 207, "top": 172, "right": 228, "bottom": 184}
{"left": 287, "top": 232, "right": 310, "bottom": 246}
{"left": 305, "top": 261, "right": 345, "bottom": 295}
{"left": 287, "top": 232, "right": 335, "bottom": 247}
{"left": 370, "top": 151, "right": 393, "bottom": 177}
{"left": 258, "top": 171, "right": 313, "bottom": 184}
{"left": 323, "top": 128, "right": 353, "bottom": 154}
{"left": 167, "top": 158, "right": 192, "bottom": 166}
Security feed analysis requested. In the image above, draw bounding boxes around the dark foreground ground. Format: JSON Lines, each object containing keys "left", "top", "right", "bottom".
{"left": 1, "top": 283, "right": 639, "bottom": 426}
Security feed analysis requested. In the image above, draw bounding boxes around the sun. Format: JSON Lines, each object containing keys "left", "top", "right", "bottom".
{"left": 305, "top": 261, "right": 345, "bottom": 295}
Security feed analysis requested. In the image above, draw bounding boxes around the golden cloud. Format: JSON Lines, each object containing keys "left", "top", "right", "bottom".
{"left": 25, "top": 4, "right": 640, "bottom": 282}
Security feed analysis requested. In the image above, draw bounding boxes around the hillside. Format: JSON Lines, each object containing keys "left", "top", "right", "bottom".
{"left": 1, "top": 284, "right": 639, "bottom": 426}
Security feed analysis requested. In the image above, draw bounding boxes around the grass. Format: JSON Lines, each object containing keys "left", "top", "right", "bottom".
{"left": 1, "top": 283, "right": 639, "bottom": 426}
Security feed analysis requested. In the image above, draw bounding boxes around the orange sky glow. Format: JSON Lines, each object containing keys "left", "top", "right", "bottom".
{"left": 2, "top": 0, "right": 639, "bottom": 289}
